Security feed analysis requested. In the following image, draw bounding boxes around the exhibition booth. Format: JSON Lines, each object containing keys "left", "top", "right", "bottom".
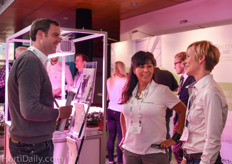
{"left": 2, "top": 16, "right": 232, "bottom": 164}
{"left": 3, "top": 25, "right": 108, "bottom": 164}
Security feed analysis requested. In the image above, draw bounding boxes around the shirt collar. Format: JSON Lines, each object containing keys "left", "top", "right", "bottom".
{"left": 76, "top": 71, "right": 83, "bottom": 75}
{"left": 195, "top": 74, "right": 212, "bottom": 90}
{"left": 132, "top": 80, "right": 154, "bottom": 96}
{"left": 189, "top": 74, "right": 213, "bottom": 94}
{"left": 182, "top": 73, "right": 188, "bottom": 81}
{"left": 28, "top": 46, "right": 48, "bottom": 67}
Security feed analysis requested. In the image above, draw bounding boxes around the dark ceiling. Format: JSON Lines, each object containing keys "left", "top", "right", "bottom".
{"left": 0, "top": 0, "right": 190, "bottom": 42}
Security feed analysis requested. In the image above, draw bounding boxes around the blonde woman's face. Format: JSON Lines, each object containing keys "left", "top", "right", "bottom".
{"left": 185, "top": 46, "right": 199, "bottom": 77}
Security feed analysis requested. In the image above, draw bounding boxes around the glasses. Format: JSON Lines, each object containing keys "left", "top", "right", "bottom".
{"left": 174, "top": 61, "right": 182, "bottom": 66}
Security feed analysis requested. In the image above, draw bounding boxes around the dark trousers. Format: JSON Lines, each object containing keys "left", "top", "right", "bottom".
{"left": 107, "top": 109, "right": 123, "bottom": 163}
{"left": 186, "top": 159, "right": 201, "bottom": 164}
{"left": 173, "top": 122, "right": 183, "bottom": 164}
{"left": 173, "top": 141, "right": 183, "bottom": 164}
{"left": 166, "top": 117, "right": 172, "bottom": 164}
{"left": 186, "top": 152, "right": 222, "bottom": 164}
{"left": 9, "top": 138, "right": 54, "bottom": 164}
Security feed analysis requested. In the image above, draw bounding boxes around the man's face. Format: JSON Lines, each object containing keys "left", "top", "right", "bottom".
{"left": 40, "top": 24, "right": 61, "bottom": 56}
{"left": 75, "top": 55, "right": 86, "bottom": 72}
{"left": 174, "top": 57, "right": 185, "bottom": 75}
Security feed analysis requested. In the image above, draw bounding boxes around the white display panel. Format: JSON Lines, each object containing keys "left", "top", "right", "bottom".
{"left": 111, "top": 36, "right": 162, "bottom": 73}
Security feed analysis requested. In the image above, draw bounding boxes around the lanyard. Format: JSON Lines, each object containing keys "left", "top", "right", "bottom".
{"left": 129, "top": 81, "right": 151, "bottom": 124}
{"left": 186, "top": 87, "right": 196, "bottom": 127}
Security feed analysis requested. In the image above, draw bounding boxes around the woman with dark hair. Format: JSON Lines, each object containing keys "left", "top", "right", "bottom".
{"left": 107, "top": 61, "right": 127, "bottom": 164}
{"left": 119, "top": 51, "right": 186, "bottom": 164}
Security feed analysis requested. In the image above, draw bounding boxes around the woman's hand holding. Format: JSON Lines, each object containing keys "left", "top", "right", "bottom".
{"left": 180, "top": 159, "right": 186, "bottom": 164}
{"left": 119, "top": 137, "right": 125, "bottom": 150}
{"left": 160, "top": 138, "right": 176, "bottom": 149}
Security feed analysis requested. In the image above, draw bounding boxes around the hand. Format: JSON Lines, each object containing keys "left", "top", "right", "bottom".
{"left": 160, "top": 138, "right": 176, "bottom": 149}
{"left": 180, "top": 159, "right": 186, "bottom": 164}
{"left": 119, "top": 137, "right": 125, "bottom": 150}
{"left": 59, "top": 105, "right": 73, "bottom": 119}
{"left": 53, "top": 88, "right": 61, "bottom": 96}
{"left": 66, "top": 85, "right": 77, "bottom": 93}
{"left": 65, "top": 84, "right": 71, "bottom": 91}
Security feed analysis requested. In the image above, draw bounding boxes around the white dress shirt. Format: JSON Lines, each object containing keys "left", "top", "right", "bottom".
{"left": 47, "top": 61, "right": 73, "bottom": 90}
{"left": 182, "top": 73, "right": 188, "bottom": 84}
{"left": 28, "top": 46, "right": 48, "bottom": 67}
{"left": 183, "top": 74, "right": 228, "bottom": 164}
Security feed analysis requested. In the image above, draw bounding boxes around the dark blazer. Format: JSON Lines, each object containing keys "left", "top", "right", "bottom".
{"left": 154, "top": 67, "right": 178, "bottom": 118}
{"left": 174, "top": 75, "right": 195, "bottom": 124}
{"left": 154, "top": 67, "right": 178, "bottom": 92}
{"left": 178, "top": 76, "right": 195, "bottom": 106}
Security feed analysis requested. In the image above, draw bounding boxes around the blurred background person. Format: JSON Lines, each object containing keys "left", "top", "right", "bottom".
{"left": 154, "top": 62, "right": 178, "bottom": 164}
{"left": 72, "top": 53, "right": 89, "bottom": 98}
{"left": 182, "top": 40, "right": 228, "bottom": 164}
{"left": 0, "top": 66, "right": 8, "bottom": 103}
{"left": 107, "top": 61, "right": 127, "bottom": 164}
{"left": 47, "top": 56, "right": 73, "bottom": 98}
{"left": 0, "top": 46, "right": 27, "bottom": 103}
{"left": 173, "top": 52, "right": 195, "bottom": 164}
{"left": 73, "top": 53, "right": 89, "bottom": 86}
{"left": 15, "top": 46, "right": 28, "bottom": 59}
{"left": 120, "top": 51, "right": 186, "bottom": 164}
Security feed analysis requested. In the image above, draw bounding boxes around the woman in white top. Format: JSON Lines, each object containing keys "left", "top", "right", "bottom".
{"left": 181, "top": 40, "right": 228, "bottom": 164}
{"left": 107, "top": 61, "right": 127, "bottom": 164}
{"left": 119, "top": 51, "right": 186, "bottom": 164}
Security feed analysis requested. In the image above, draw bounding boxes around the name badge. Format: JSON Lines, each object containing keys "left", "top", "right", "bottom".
{"left": 180, "top": 127, "right": 189, "bottom": 141}
{"left": 129, "top": 122, "right": 142, "bottom": 134}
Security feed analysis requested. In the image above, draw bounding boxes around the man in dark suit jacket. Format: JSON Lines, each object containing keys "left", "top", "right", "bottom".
{"left": 154, "top": 66, "right": 178, "bottom": 164}
{"left": 173, "top": 52, "right": 195, "bottom": 164}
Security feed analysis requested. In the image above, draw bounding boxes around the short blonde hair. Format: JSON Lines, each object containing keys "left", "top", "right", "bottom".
{"left": 187, "top": 40, "right": 220, "bottom": 72}
{"left": 113, "top": 61, "right": 126, "bottom": 78}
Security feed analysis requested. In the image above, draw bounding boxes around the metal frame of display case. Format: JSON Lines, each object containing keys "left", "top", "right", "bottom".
{"left": 4, "top": 25, "right": 108, "bottom": 164}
